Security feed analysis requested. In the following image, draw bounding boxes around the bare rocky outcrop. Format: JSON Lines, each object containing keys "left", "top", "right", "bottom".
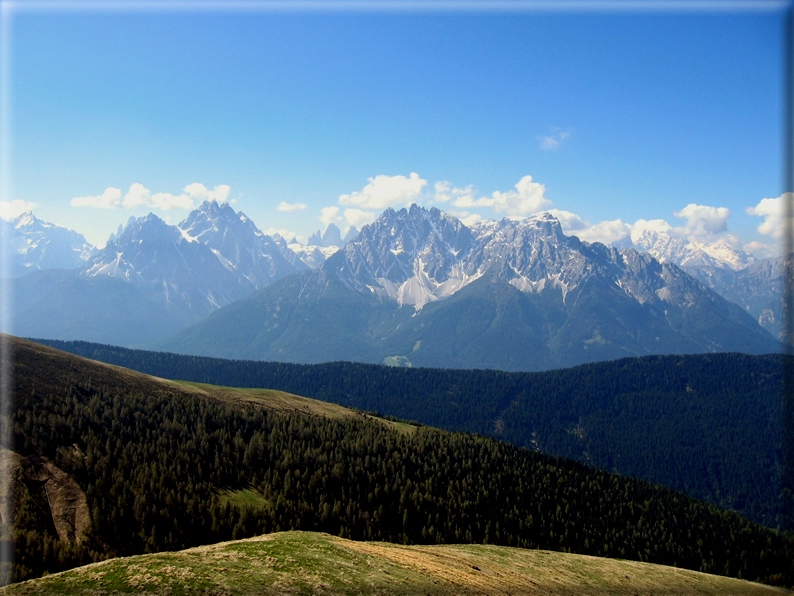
{"left": 1, "top": 446, "right": 90, "bottom": 545}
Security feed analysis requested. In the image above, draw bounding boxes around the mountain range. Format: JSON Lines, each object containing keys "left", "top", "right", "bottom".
{"left": 0, "top": 212, "right": 95, "bottom": 278}
{"left": 619, "top": 229, "right": 785, "bottom": 341}
{"left": 2, "top": 202, "right": 785, "bottom": 368}
{"left": 159, "top": 205, "right": 780, "bottom": 370}
{"left": 5, "top": 202, "right": 312, "bottom": 345}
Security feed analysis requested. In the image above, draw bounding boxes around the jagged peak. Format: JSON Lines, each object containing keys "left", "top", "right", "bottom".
{"left": 191, "top": 199, "right": 236, "bottom": 219}
{"left": 12, "top": 211, "right": 37, "bottom": 226}
{"left": 112, "top": 213, "right": 172, "bottom": 243}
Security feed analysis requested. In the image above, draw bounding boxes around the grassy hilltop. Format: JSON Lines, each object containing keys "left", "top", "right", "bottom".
{"left": 4, "top": 531, "right": 791, "bottom": 596}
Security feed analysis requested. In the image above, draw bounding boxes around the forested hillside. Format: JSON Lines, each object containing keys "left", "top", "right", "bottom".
{"left": 6, "top": 337, "right": 794, "bottom": 587}
{"left": 38, "top": 338, "right": 787, "bottom": 528}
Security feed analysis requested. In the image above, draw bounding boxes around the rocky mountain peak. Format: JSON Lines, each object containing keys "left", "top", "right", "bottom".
{"left": 1, "top": 212, "right": 95, "bottom": 277}
{"left": 12, "top": 211, "right": 37, "bottom": 228}
{"left": 624, "top": 229, "right": 753, "bottom": 271}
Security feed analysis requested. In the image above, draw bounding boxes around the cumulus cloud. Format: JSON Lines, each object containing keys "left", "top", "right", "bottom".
{"left": 121, "top": 183, "right": 193, "bottom": 211}
{"left": 276, "top": 201, "right": 308, "bottom": 213}
{"left": 458, "top": 212, "right": 483, "bottom": 227}
{"left": 433, "top": 181, "right": 475, "bottom": 205}
{"left": 339, "top": 173, "right": 427, "bottom": 209}
{"left": 320, "top": 206, "right": 342, "bottom": 227}
{"left": 263, "top": 227, "right": 301, "bottom": 243}
{"left": 150, "top": 192, "right": 194, "bottom": 211}
{"left": 451, "top": 176, "right": 551, "bottom": 215}
{"left": 575, "top": 219, "right": 632, "bottom": 244}
{"left": 71, "top": 182, "right": 232, "bottom": 212}
{"left": 71, "top": 187, "right": 123, "bottom": 209}
{"left": 547, "top": 209, "right": 586, "bottom": 232}
{"left": 319, "top": 204, "right": 377, "bottom": 231}
{"left": 122, "top": 183, "right": 151, "bottom": 208}
{"left": 343, "top": 208, "right": 377, "bottom": 229}
{"left": 489, "top": 176, "right": 552, "bottom": 216}
{"left": 744, "top": 240, "right": 779, "bottom": 259}
{"left": 184, "top": 183, "right": 230, "bottom": 203}
{"left": 0, "top": 199, "right": 37, "bottom": 219}
{"left": 538, "top": 129, "right": 572, "bottom": 151}
{"left": 673, "top": 203, "right": 730, "bottom": 237}
{"left": 628, "top": 218, "right": 673, "bottom": 243}
{"left": 747, "top": 194, "right": 792, "bottom": 239}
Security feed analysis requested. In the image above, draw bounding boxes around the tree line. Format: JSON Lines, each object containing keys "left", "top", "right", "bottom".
{"left": 7, "top": 361, "right": 794, "bottom": 587}
{"left": 36, "top": 338, "right": 789, "bottom": 528}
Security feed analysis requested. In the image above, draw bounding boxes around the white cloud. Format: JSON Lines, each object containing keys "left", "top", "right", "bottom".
{"left": 547, "top": 209, "right": 586, "bottom": 232}
{"left": 122, "top": 183, "right": 151, "bottom": 208}
{"left": 450, "top": 195, "right": 492, "bottom": 209}
{"left": 434, "top": 181, "right": 475, "bottom": 205}
{"left": 574, "top": 219, "right": 631, "bottom": 244}
{"left": 150, "top": 192, "right": 194, "bottom": 211}
{"left": 0, "top": 199, "right": 37, "bottom": 219}
{"left": 458, "top": 213, "right": 483, "bottom": 227}
{"left": 71, "top": 182, "right": 232, "bottom": 211}
{"left": 339, "top": 173, "right": 427, "bottom": 209}
{"left": 320, "top": 206, "right": 342, "bottom": 227}
{"left": 747, "top": 194, "right": 792, "bottom": 239}
{"left": 319, "top": 205, "right": 377, "bottom": 231}
{"left": 263, "top": 227, "right": 301, "bottom": 243}
{"left": 184, "top": 183, "right": 231, "bottom": 203}
{"left": 276, "top": 201, "right": 308, "bottom": 213}
{"left": 426, "top": 175, "right": 555, "bottom": 218}
{"left": 538, "top": 129, "right": 572, "bottom": 151}
{"left": 744, "top": 240, "right": 779, "bottom": 259}
{"left": 343, "top": 208, "right": 377, "bottom": 229}
{"left": 629, "top": 218, "right": 673, "bottom": 243}
{"left": 673, "top": 203, "right": 730, "bottom": 236}
{"left": 71, "top": 187, "right": 123, "bottom": 209}
{"left": 452, "top": 176, "right": 552, "bottom": 215}
{"left": 489, "top": 175, "right": 552, "bottom": 216}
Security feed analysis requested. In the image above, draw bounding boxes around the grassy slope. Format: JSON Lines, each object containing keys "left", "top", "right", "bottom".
{"left": 170, "top": 381, "right": 416, "bottom": 435}
{"left": 7, "top": 335, "right": 412, "bottom": 435}
{"left": 3, "top": 531, "right": 790, "bottom": 596}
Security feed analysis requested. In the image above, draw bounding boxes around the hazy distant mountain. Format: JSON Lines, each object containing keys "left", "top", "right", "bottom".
{"left": 308, "top": 223, "right": 360, "bottom": 248}
{"left": 0, "top": 212, "right": 94, "bottom": 278}
{"left": 682, "top": 256, "right": 788, "bottom": 342}
{"left": 8, "top": 268, "right": 191, "bottom": 346}
{"left": 85, "top": 212, "right": 257, "bottom": 317}
{"left": 159, "top": 205, "right": 780, "bottom": 370}
{"left": 177, "top": 200, "right": 308, "bottom": 288}
{"left": 287, "top": 243, "right": 341, "bottom": 269}
{"left": 623, "top": 229, "right": 753, "bottom": 271}
{"left": 617, "top": 229, "right": 785, "bottom": 341}
{"left": 7, "top": 202, "right": 307, "bottom": 346}
{"left": 294, "top": 223, "right": 362, "bottom": 268}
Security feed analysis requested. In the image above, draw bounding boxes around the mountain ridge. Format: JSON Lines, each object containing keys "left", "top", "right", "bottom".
{"left": 36, "top": 337, "right": 787, "bottom": 527}
{"left": 158, "top": 204, "right": 780, "bottom": 370}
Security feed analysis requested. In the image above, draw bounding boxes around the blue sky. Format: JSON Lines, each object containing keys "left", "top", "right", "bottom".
{"left": 0, "top": 1, "right": 788, "bottom": 254}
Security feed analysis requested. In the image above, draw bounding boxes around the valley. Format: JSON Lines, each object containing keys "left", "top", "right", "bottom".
{"left": 3, "top": 336, "right": 793, "bottom": 589}
{"left": 5, "top": 9, "right": 788, "bottom": 595}
{"left": 41, "top": 337, "right": 789, "bottom": 528}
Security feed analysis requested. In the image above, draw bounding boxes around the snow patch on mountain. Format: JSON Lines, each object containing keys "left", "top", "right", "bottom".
{"left": 289, "top": 243, "right": 340, "bottom": 268}
{"left": 328, "top": 205, "right": 756, "bottom": 322}
{"left": 624, "top": 229, "right": 753, "bottom": 271}
{"left": 1, "top": 212, "right": 95, "bottom": 277}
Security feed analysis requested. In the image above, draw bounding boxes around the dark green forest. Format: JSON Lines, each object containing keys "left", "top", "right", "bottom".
{"left": 6, "top": 338, "right": 794, "bottom": 587}
{"left": 36, "top": 338, "right": 787, "bottom": 528}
